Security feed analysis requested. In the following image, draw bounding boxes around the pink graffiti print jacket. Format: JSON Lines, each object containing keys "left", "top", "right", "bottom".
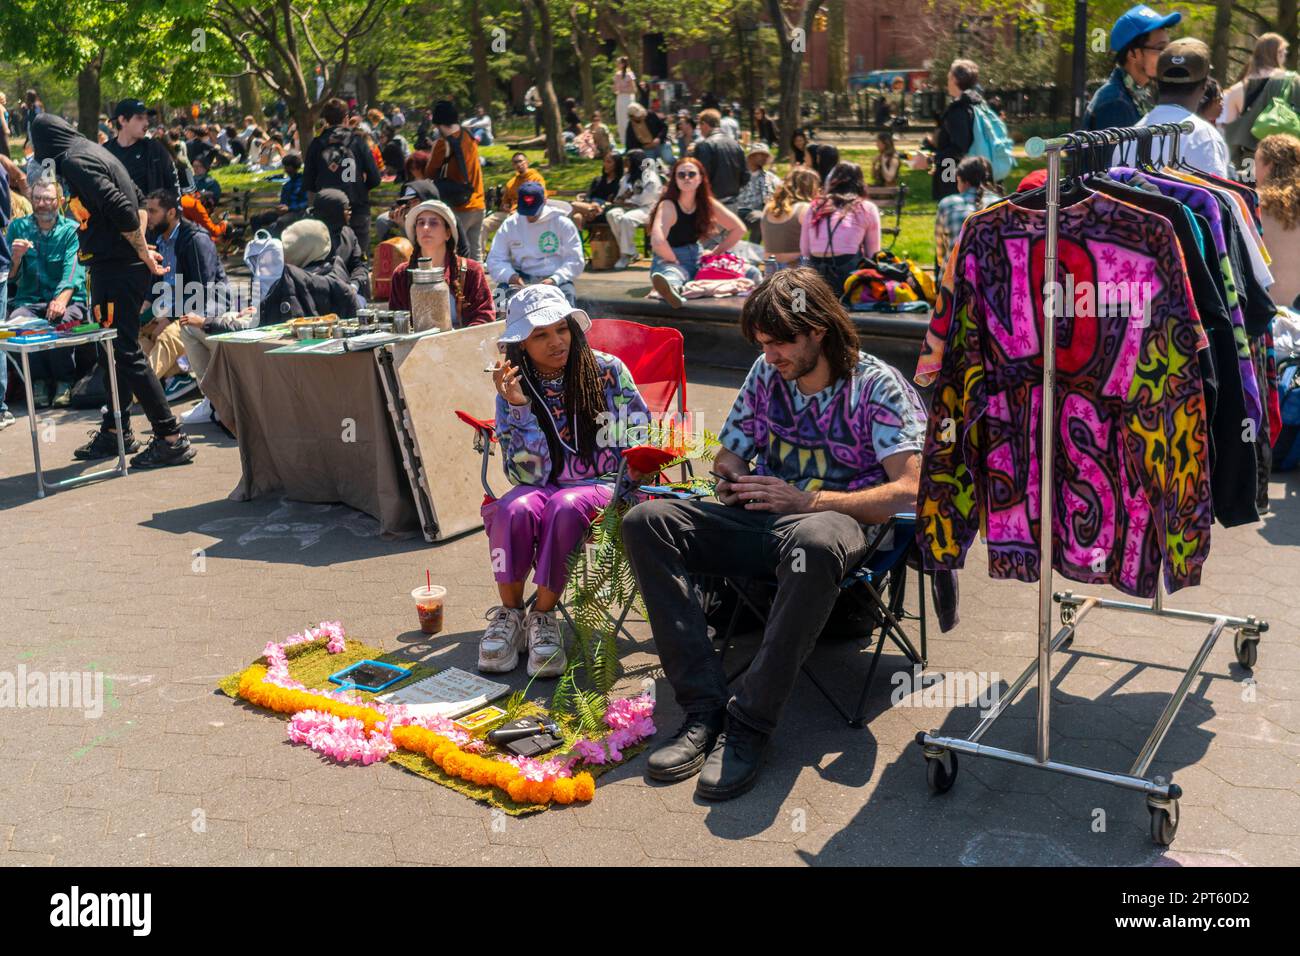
{"left": 915, "top": 192, "right": 1213, "bottom": 599}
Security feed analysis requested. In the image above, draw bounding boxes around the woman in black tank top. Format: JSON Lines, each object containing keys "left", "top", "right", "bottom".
{"left": 647, "top": 157, "right": 750, "bottom": 308}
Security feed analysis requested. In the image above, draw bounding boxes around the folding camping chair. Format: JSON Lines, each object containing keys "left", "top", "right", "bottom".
{"left": 454, "top": 317, "right": 693, "bottom": 641}
{"left": 716, "top": 513, "right": 929, "bottom": 728}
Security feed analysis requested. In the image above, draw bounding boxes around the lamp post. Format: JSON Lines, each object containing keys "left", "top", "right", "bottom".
{"left": 737, "top": 17, "right": 759, "bottom": 136}
{"left": 1071, "top": 0, "right": 1088, "bottom": 127}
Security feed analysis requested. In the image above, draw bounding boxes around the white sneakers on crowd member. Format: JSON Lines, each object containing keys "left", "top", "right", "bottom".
{"left": 614, "top": 255, "right": 632, "bottom": 270}
{"left": 526, "top": 608, "right": 567, "bottom": 678}
{"left": 0, "top": 410, "right": 15, "bottom": 430}
{"left": 478, "top": 606, "right": 526, "bottom": 673}
{"left": 182, "top": 397, "right": 215, "bottom": 425}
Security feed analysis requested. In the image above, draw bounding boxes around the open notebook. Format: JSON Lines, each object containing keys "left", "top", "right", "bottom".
{"left": 376, "top": 667, "right": 510, "bottom": 719}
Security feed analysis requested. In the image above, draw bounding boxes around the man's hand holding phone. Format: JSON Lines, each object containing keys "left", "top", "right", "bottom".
{"left": 710, "top": 466, "right": 749, "bottom": 506}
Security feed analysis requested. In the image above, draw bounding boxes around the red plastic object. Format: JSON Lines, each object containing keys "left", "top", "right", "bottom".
{"left": 585, "top": 318, "right": 687, "bottom": 418}
{"left": 622, "top": 445, "right": 681, "bottom": 475}
{"left": 455, "top": 409, "right": 497, "bottom": 440}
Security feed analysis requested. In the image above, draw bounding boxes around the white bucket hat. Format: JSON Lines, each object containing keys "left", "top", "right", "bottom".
{"left": 500, "top": 284, "right": 591, "bottom": 344}
{"left": 404, "top": 199, "right": 458, "bottom": 246}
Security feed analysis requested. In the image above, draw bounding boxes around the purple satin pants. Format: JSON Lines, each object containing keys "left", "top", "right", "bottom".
{"left": 482, "top": 483, "right": 612, "bottom": 593}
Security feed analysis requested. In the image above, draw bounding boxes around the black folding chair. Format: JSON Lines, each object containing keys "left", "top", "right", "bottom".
{"left": 716, "top": 513, "right": 929, "bottom": 728}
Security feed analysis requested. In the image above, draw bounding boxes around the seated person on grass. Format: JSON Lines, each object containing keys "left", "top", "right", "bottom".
{"left": 250, "top": 152, "right": 308, "bottom": 236}
{"left": 483, "top": 152, "right": 546, "bottom": 241}
{"left": 480, "top": 284, "right": 650, "bottom": 679}
{"left": 484, "top": 181, "right": 584, "bottom": 311}
{"left": 191, "top": 155, "right": 221, "bottom": 210}
{"left": 622, "top": 267, "right": 927, "bottom": 801}
{"left": 6, "top": 176, "right": 94, "bottom": 408}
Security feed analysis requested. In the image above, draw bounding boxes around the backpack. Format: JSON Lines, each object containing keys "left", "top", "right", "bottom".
{"left": 969, "top": 101, "right": 1015, "bottom": 182}
{"left": 1252, "top": 73, "right": 1300, "bottom": 143}
{"left": 1272, "top": 358, "right": 1300, "bottom": 472}
{"left": 316, "top": 127, "right": 358, "bottom": 194}
{"left": 844, "top": 250, "right": 937, "bottom": 308}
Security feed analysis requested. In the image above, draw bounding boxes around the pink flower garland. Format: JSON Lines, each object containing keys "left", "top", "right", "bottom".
{"left": 570, "top": 693, "right": 657, "bottom": 766}
{"left": 261, "top": 625, "right": 657, "bottom": 773}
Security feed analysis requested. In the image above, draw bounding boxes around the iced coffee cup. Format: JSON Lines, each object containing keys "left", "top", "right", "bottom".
{"left": 411, "top": 585, "right": 447, "bottom": 635}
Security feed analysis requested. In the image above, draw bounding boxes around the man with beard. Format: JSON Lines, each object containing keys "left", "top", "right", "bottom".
{"left": 30, "top": 113, "right": 196, "bottom": 468}
{"left": 622, "top": 268, "right": 926, "bottom": 800}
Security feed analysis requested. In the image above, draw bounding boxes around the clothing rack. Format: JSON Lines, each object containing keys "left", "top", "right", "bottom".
{"left": 915, "top": 121, "right": 1269, "bottom": 846}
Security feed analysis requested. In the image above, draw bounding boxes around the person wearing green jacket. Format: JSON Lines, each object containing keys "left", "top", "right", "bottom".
{"left": 7, "top": 177, "right": 92, "bottom": 407}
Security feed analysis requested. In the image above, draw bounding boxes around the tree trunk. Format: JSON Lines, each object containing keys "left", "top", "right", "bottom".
{"left": 469, "top": 0, "right": 495, "bottom": 110}
{"left": 1283, "top": 0, "right": 1300, "bottom": 70}
{"left": 1052, "top": 29, "right": 1073, "bottom": 120}
{"left": 1210, "top": 0, "right": 1233, "bottom": 84}
{"left": 364, "top": 65, "right": 381, "bottom": 108}
{"left": 523, "top": 0, "right": 566, "bottom": 165}
{"left": 238, "top": 70, "right": 262, "bottom": 121}
{"left": 294, "top": 100, "right": 321, "bottom": 157}
{"left": 77, "top": 57, "right": 102, "bottom": 140}
{"left": 827, "top": 0, "right": 847, "bottom": 95}
{"left": 570, "top": 7, "right": 599, "bottom": 118}
{"left": 766, "top": 0, "right": 820, "bottom": 160}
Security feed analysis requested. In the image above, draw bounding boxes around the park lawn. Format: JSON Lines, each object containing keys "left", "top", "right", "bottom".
{"left": 210, "top": 143, "right": 1048, "bottom": 268}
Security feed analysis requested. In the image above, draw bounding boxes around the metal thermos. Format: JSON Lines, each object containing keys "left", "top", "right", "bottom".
{"left": 410, "top": 258, "right": 452, "bottom": 332}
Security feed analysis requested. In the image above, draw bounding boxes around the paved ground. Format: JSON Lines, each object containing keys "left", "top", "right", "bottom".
{"left": 0, "top": 356, "right": 1297, "bottom": 867}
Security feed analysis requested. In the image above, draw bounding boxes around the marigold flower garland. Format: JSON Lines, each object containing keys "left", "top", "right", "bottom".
{"left": 235, "top": 623, "right": 662, "bottom": 806}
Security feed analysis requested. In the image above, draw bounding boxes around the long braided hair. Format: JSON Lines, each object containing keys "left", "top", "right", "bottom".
{"left": 505, "top": 316, "right": 607, "bottom": 482}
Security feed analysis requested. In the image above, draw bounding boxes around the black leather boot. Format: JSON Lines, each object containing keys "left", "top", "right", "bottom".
{"left": 696, "top": 716, "right": 770, "bottom": 801}
{"left": 646, "top": 709, "right": 725, "bottom": 782}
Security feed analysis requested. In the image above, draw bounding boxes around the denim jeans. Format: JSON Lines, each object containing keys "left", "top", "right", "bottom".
{"left": 622, "top": 499, "right": 875, "bottom": 735}
{"left": 649, "top": 243, "right": 701, "bottom": 294}
{"left": 493, "top": 274, "right": 577, "bottom": 314}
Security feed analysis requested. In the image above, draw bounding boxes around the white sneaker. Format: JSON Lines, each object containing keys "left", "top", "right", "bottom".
{"left": 182, "top": 397, "right": 215, "bottom": 425}
{"left": 525, "top": 608, "right": 567, "bottom": 678}
{"left": 0, "top": 410, "right": 14, "bottom": 430}
{"left": 478, "top": 606, "right": 526, "bottom": 673}
{"left": 614, "top": 255, "right": 632, "bottom": 270}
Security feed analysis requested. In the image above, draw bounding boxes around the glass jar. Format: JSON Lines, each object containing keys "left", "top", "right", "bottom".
{"left": 410, "top": 258, "right": 452, "bottom": 333}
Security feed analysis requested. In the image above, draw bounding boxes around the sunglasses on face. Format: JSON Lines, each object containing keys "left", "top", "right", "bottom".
{"left": 676, "top": 170, "right": 699, "bottom": 180}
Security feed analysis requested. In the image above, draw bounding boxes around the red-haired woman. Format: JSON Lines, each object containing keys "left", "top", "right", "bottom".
{"left": 647, "top": 157, "right": 748, "bottom": 308}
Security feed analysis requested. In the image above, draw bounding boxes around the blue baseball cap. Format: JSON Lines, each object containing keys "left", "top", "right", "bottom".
{"left": 517, "top": 180, "right": 546, "bottom": 216}
{"left": 1111, "top": 5, "right": 1181, "bottom": 54}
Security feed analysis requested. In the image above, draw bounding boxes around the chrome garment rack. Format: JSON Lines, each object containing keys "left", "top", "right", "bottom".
{"left": 916, "top": 122, "right": 1268, "bottom": 846}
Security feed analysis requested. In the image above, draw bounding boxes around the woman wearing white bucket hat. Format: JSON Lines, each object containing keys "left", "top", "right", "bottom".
{"left": 480, "top": 284, "right": 651, "bottom": 678}
{"left": 387, "top": 199, "right": 494, "bottom": 325}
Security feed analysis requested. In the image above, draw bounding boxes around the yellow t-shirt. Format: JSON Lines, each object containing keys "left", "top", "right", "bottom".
{"left": 502, "top": 169, "right": 546, "bottom": 211}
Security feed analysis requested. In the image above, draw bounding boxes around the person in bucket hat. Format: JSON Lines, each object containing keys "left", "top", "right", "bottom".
{"left": 480, "top": 283, "right": 650, "bottom": 678}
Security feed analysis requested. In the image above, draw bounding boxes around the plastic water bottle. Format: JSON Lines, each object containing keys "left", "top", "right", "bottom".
{"left": 764, "top": 255, "right": 778, "bottom": 278}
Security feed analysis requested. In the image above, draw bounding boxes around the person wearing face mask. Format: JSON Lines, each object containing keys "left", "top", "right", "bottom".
{"left": 423, "top": 101, "right": 486, "bottom": 260}
{"left": 5, "top": 176, "right": 92, "bottom": 409}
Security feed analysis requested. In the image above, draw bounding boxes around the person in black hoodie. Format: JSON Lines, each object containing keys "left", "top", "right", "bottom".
{"left": 30, "top": 113, "right": 196, "bottom": 468}
{"left": 310, "top": 188, "right": 370, "bottom": 302}
{"left": 918, "top": 59, "right": 984, "bottom": 202}
{"left": 103, "top": 99, "right": 181, "bottom": 200}
{"left": 303, "top": 97, "right": 381, "bottom": 251}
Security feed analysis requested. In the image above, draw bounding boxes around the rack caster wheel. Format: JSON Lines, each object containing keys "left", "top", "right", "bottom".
{"left": 1234, "top": 631, "right": 1258, "bottom": 670}
{"left": 924, "top": 748, "right": 958, "bottom": 794}
{"left": 1060, "top": 604, "right": 1076, "bottom": 628}
{"left": 1148, "top": 798, "right": 1179, "bottom": 847}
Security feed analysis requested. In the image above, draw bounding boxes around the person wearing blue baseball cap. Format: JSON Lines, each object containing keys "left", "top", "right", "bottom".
{"left": 1083, "top": 4, "right": 1183, "bottom": 131}
{"left": 484, "top": 179, "right": 585, "bottom": 310}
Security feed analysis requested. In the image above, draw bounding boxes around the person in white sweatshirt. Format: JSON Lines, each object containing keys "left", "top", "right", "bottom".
{"left": 485, "top": 181, "right": 585, "bottom": 310}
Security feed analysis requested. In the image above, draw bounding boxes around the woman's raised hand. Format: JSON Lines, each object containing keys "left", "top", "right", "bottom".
{"left": 493, "top": 358, "right": 528, "bottom": 407}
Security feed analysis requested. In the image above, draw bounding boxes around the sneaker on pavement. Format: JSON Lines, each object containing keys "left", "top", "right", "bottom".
{"left": 34, "top": 381, "right": 55, "bottom": 409}
{"left": 73, "top": 429, "right": 140, "bottom": 460}
{"left": 130, "top": 434, "right": 197, "bottom": 469}
{"left": 51, "top": 382, "right": 73, "bottom": 408}
{"left": 0, "top": 410, "right": 14, "bottom": 431}
{"left": 525, "top": 608, "right": 567, "bottom": 678}
{"left": 614, "top": 255, "right": 632, "bottom": 270}
{"left": 182, "top": 397, "right": 215, "bottom": 425}
{"left": 163, "top": 374, "right": 199, "bottom": 402}
{"left": 478, "top": 605, "right": 526, "bottom": 673}
{"left": 651, "top": 272, "right": 685, "bottom": 309}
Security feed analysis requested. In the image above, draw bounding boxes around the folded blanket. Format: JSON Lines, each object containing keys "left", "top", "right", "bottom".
{"left": 647, "top": 277, "right": 754, "bottom": 301}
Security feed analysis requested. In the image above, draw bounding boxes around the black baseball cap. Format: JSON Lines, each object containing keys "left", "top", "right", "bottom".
{"left": 113, "top": 98, "right": 148, "bottom": 120}
{"left": 398, "top": 179, "right": 440, "bottom": 203}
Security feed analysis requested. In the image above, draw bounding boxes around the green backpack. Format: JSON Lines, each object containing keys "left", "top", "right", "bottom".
{"left": 1252, "top": 73, "right": 1300, "bottom": 142}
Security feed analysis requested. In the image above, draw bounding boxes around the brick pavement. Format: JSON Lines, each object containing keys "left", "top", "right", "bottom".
{"left": 0, "top": 365, "right": 1297, "bottom": 867}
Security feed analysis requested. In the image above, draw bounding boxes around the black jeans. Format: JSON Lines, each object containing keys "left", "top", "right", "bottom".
{"left": 89, "top": 263, "right": 180, "bottom": 438}
{"left": 350, "top": 204, "right": 371, "bottom": 254}
{"left": 623, "top": 499, "right": 875, "bottom": 735}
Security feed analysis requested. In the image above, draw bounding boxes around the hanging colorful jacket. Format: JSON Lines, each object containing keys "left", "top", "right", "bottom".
{"left": 915, "top": 192, "right": 1213, "bottom": 598}
{"left": 495, "top": 350, "right": 650, "bottom": 487}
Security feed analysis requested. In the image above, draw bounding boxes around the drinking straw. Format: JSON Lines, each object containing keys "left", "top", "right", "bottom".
{"left": 426, "top": 569, "right": 431, "bottom": 594}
